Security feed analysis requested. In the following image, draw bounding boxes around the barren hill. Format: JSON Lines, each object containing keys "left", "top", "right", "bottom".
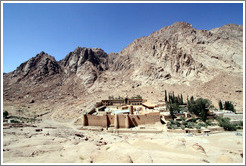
{"left": 3, "top": 22, "right": 243, "bottom": 122}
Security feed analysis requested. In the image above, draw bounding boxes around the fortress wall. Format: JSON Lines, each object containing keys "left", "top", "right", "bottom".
{"left": 117, "top": 115, "right": 128, "bottom": 128}
{"left": 129, "top": 112, "right": 160, "bottom": 126}
{"left": 107, "top": 114, "right": 115, "bottom": 125}
{"left": 84, "top": 112, "right": 160, "bottom": 128}
{"left": 86, "top": 114, "right": 107, "bottom": 127}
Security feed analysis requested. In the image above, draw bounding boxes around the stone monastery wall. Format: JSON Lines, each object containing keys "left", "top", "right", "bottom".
{"left": 82, "top": 112, "right": 160, "bottom": 128}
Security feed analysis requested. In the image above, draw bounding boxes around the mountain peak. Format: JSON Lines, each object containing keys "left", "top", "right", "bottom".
{"left": 171, "top": 22, "right": 193, "bottom": 28}
{"left": 12, "top": 51, "right": 61, "bottom": 81}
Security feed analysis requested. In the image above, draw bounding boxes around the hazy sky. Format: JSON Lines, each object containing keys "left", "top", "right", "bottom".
{"left": 3, "top": 3, "right": 243, "bottom": 73}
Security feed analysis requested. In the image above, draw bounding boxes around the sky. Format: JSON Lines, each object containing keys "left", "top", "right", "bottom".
{"left": 3, "top": 2, "right": 244, "bottom": 73}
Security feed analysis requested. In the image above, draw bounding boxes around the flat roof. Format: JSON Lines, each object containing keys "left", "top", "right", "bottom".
{"left": 113, "top": 110, "right": 130, "bottom": 114}
{"left": 142, "top": 102, "right": 155, "bottom": 107}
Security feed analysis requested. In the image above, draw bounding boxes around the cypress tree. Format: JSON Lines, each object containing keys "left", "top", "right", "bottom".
{"left": 181, "top": 94, "right": 184, "bottom": 104}
{"left": 190, "top": 96, "right": 194, "bottom": 103}
{"left": 178, "top": 94, "right": 180, "bottom": 104}
{"left": 169, "top": 105, "right": 175, "bottom": 119}
{"left": 219, "top": 100, "right": 223, "bottom": 110}
{"left": 165, "top": 90, "right": 167, "bottom": 102}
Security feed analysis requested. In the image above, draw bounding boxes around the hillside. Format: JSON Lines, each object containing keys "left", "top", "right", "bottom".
{"left": 3, "top": 22, "right": 243, "bottom": 122}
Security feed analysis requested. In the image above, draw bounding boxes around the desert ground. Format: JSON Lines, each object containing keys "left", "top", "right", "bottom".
{"left": 2, "top": 109, "right": 243, "bottom": 164}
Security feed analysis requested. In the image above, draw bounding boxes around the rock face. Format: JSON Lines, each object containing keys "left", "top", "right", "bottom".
{"left": 12, "top": 51, "right": 62, "bottom": 81}
{"left": 112, "top": 22, "right": 242, "bottom": 83}
{"left": 3, "top": 22, "right": 243, "bottom": 114}
{"left": 60, "top": 47, "right": 108, "bottom": 86}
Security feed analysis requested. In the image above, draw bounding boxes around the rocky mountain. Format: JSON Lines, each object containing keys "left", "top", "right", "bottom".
{"left": 60, "top": 47, "right": 109, "bottom": 86}
{"left": 112, "top": 22, "right": 242, "bottom": 83}
{"left": 3, "top": 22, "right": 243, "bottom": 121}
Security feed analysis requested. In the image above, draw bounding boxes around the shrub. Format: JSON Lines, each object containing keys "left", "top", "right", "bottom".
{"left": 198, "top": 122, "right": 206, "bottom": 127}
{"left": 180, "top": 125, "right": 185, "bottom": 130}
{"left": 195, "top": 125, "right": 201, "bottom": 130}
{"left": 108, "top": 96, "right": 114, "bottom": 99}
{"left": 182, "top": 120, "right": 187, "bottom": 126}
{"left": 187, "top": 122, "right": 195, "bottom": 129}
{"left": 235, "top": 121, "right": 243, "bottom": 130}
{"left": 190, "top": 118, "right": 197, "bottom": 123}
{"left": 136, "top": 95, "right": 142, "bottom": 99}
{"left": 238, "top": 121, "right": 243, "bottom": 127}
{"left": 217, "top": 117, "right": 237, "bottom": 131}
{"left": 10, "top": 119, "right": 20, "bottom": 123}
{"left": 169, "top": 119, "right": 175, "bottom": 124}
{"left": 205, "top": 120, "right": 213, "bottom": 126}
{"left": 224, "top": 101, "right": 235, "bottom": 112}
{"left": 210, "top": 122, "right": 217, "bottom": 126}
{"left": 175, "top": 121, "right": 181, "bottom": 127}
{"left": 172, "top": 125, "right": 178, "bottom": 129}
{"left": 237, "top": 126, "right": 243, "bottom": 130}
{"left": 3, "top": 111, "right": 9, "bottom": 119}
{"left": 167, "top": 123, "right": 172, "bottom": 129}
{"left": 187, "top": 97, "right": 211, "bottom": 122}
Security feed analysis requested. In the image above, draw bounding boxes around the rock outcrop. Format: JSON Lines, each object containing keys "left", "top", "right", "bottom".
{"left": 12, "top": 51, "right": 62, "bottom": 81}
{"left": 60, "top": 47, "right": 109, "bottom": 86}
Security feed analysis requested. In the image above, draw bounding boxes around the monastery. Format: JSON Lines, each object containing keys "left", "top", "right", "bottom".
{"left": 82, "top": 97, "right": 163, "bottom": 129}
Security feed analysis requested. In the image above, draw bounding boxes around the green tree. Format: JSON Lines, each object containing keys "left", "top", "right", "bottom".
{"left": 3, "top": 111, "right": 9, "bottom": 119}
{"left": 219, "top": 100, "right": 223, "bottom": 110}
{"left": 216, "top": 117, "right": 237, "bottom": 131}
{"left": 224, "top": 101, "right": 235, "bottom": 112}
{"left": 181, "top": 94, "right": 184, "bottom": 105}
{"left": 168, "top": 93, "right": 171, "bottom": 103}
{"left": 167, "top": 103, "right": 180, "bottom": 119}
{"left": 188, "top": 98, "right": 211, "bottom": 122}
{"left": 181, "top": 125, "right": 185, "bottom": 130}
{"left": 165, "top": 90, "right": 167, "bottom": 102}
{"left": 169, "top": 105, "right": 175, "bottom": 119}
{"left": 136, "top": 95, "right": 142, "bottom": 99}
{"left": 190, "top": 96, "right": 194, "bottom": 103}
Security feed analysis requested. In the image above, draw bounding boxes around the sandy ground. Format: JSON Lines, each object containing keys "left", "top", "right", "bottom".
{"left": 2, "top": 113, "right": 244, "bottom": 164}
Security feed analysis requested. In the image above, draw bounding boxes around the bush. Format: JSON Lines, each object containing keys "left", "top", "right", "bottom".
{"left": 175, "top": 121, "right": 181, "bottom": 127}
{"left": 217, "top": 117, "right": 237, "bottom": 131}
{"left": 136, "top": 95, "right": 142, "bottom": 99}
{"left": 10, "top": 119, "right": 20, "bottom": 123}
{"left": 3, "top": 111, "right": 9, "bottom": 119}
{"left": 238, "top": 121, "right": 243, "bottom": 127}
{"left": 167, "top": 123, "right": 172, "bottom": 129}
{"left": 187, "top": 122, "right": 195, "bottom": 129}
{"left": 198, "top": 122, "right": 206, "bottom": 127}
{"left": 224, "top": 101, "right": 235, "bottom": 112}
{"left": 190, "top": 118, "right": 197, "bottom": 123}
{"left": 205, "top": 120, "right": 212, "bottom": 126}
{"left": 235, "top": 121, "right": 243, "bottom": 130}
{"left": 210, "top": 122, "right": 217, "bottom": 126}
{"left": 172, "top": 125, "right": 178, "bottom": 129}
{"left": 237, "top": 126, "right": 243, "bottom": 130}
{"left": 187, "top": 97, "right": 211, "bottom": 122}
{"left": 180, "top": 125, "right": 185, "bottom": 130}
{"left": 182, "top": 120, "right": 187, "bottom": 126}
{"left": 169, "top": 119, "right": 175, "bottom": 124}
{"left": 195, "top": 125, "right": 201, "bottom": 130}
{"left": 108, "top": 96, "right": 114, "bottom": 99}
